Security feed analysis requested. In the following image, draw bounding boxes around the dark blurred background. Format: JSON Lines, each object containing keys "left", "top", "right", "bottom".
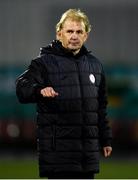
{"left": 0, "top": 0, "right": 138, "bottom": 178}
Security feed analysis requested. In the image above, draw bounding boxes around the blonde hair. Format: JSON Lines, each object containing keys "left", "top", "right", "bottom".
{"left": 56, "top": 9, "right": 91, "bottom": 33}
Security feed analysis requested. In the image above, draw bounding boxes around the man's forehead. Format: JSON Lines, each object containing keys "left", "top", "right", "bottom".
{"left": 62, "top": 19, "right": 85, "bottom": 30}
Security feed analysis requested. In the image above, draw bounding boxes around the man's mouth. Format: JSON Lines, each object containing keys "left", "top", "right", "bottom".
{"left": 69, "top": 41, "right": 80, "bottom": 46}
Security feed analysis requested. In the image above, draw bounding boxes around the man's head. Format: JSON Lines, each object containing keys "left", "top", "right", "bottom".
{"left": 56, "top": 9, "right": 91, "bottom": 55}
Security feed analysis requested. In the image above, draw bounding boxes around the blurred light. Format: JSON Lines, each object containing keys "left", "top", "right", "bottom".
{"left": 7, "top": 124, "right": 20, "bottom": 138}
{"left": 0, "top": 122, "right": 2, "bottom": 138}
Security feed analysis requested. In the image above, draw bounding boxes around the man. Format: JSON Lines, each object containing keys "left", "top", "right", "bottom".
{"left": 16, "top": 9, "right": 112, "bottom": 179}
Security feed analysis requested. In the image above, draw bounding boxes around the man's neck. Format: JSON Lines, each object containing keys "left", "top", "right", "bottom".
{"left": 71, "top": 49, "right": 80, "bottom": 55}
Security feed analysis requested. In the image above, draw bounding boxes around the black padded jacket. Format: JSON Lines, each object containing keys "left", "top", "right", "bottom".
{"left": 16, "top": 40, "right": 112, "bottom": 177}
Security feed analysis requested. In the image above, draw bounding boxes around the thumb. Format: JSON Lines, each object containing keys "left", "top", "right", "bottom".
{"left": 103, "top": 146, "right": 112, "bottom": 157}
{"left": 103, "top": 148, "right": 108, "bottom": 157}
{"left": 51, "top": 88, "right": 59, "bottom": 96}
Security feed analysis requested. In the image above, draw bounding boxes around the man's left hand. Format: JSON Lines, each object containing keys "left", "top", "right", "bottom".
{"left": 103, "top": 146, "right": 112, "bottom": 157}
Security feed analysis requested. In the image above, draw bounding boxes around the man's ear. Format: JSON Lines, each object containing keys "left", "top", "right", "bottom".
{"left": 56, "top": 31, "right": 62, "bottom": 40}
{"left": 84, "top": 32, "right": 89, "bottom": 42}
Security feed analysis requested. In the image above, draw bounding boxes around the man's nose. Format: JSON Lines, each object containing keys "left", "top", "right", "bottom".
{"left": 71, "top": 32, "right": 78, "bottom": 39}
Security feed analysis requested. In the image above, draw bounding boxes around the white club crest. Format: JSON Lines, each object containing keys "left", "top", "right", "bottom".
{"left": 89, "top": 74, "right": 95, "bottom": 84}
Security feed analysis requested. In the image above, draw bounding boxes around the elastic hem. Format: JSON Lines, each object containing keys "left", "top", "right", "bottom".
{"left": 40, "top": 171, "right": 95, "bottom": 179}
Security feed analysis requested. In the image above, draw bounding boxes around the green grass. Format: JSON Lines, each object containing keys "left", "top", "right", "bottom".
{"left": 0, "top": 158, "right": 138, "bottom": 179}
{"left": 0, "top": 159, "right": 39, "bottom": 178}
{"left": 96, "top": 160, "right": 138, "bottom": 179}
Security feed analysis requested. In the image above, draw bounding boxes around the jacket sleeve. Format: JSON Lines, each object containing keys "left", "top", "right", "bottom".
{"left": 16, "top": 58, "right": 45, "bottom": 104}
{"left": 98, "top": 67, "right": 112, "bottom": 147}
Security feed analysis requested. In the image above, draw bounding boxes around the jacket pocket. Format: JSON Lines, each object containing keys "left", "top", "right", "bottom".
{"left": 51, "top": 124, "right": 56, "bottom": 150}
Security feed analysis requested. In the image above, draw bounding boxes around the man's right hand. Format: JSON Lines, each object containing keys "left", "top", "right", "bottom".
{"left": 40, "top": 87, "right": 59, "bottom": 98}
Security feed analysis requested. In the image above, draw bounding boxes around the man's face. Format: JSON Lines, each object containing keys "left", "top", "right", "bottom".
{"left": 57, "top": 19, "right": 88, "bottom": 54}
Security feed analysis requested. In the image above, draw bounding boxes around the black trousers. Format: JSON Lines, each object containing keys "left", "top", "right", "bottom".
{"left": 41, "top": 172, "right": 94, "bottom": 179}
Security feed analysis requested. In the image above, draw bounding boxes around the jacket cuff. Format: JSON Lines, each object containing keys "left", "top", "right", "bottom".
{"left": 100, "top": 138, "right": 112, "bottom": 147}
{"left": 33, "top": 83, "right": 44, "bottom": 98}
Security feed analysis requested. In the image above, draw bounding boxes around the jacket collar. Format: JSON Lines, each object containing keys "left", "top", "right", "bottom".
{"left": 40, "top": 40, "right": 90, "bottom": 58}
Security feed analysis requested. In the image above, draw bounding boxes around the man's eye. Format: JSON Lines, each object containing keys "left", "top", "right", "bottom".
{"left": 67, "top": 30, "right": 73, "bottom": 33}
{"left": 77, "top": 30, "right": 83, "bottom": 34}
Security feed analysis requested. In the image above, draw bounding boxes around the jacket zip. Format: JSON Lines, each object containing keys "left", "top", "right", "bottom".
{"left": 73, "top": 58, "right": 86, "bottom": 170}
{"left": 51, "top": 124, "right": 56, "bottom": 150}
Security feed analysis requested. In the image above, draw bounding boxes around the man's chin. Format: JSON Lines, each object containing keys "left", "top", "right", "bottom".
{"left": 69, "top": 48, "right": 80, "bottom": 55}
{"left": 69, "top": 46, "right": 80, "bottom": 52}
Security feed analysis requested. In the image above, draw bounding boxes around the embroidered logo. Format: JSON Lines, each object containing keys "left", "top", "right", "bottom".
{"left": 89, "top": 74, "right": 95, "bottom": 84}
